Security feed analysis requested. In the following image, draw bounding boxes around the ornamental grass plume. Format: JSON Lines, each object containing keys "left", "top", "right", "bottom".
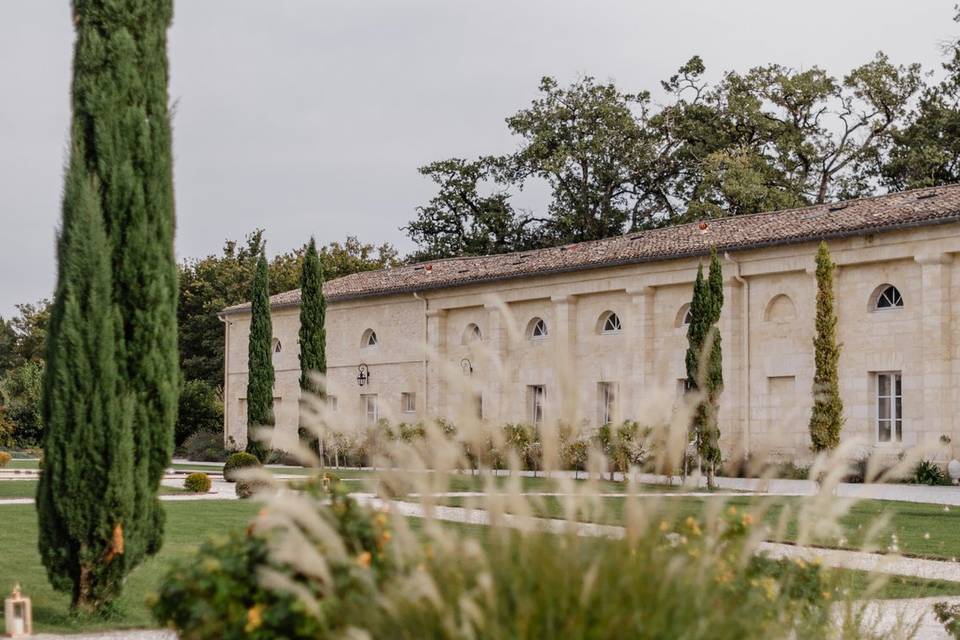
{"left": 154, "top": 299, "right": 930, "bottom": 640}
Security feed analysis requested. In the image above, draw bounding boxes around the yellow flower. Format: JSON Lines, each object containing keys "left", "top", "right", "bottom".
{"left": 659, "top": 520, "right": 670, "bottom": 532}
{"left": 382, "top": 531, "right": 392, "bottom": 542}
{"left": 794, "top": 558, "right": 807, "bottom": 569}
{"left": 741, "top": 514, "right": 754, "bottom": 527}
{"left": 375, "top": 512, "right": 388, "bottom": 526}
{"left": 821, "top": 591, "right": 832, "bottom": 600}
{"left": 357, "top": 551, "right": 372, "bottom": 567}
{"left": 245, "top": 604, "right": 264, "bottom": 633}
{"left": 727, "top": 506, "right": 738, "bottom": 516}
{"left": 684, "top": 517, "right": 702, "bottom": 537}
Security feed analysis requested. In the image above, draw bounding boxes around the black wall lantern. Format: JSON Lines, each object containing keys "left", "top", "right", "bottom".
{"left": 356, "top": 363, "right": 370, "bottom": 387}
{"left": 460, "top": 358, "right": 473, "bottom": 376}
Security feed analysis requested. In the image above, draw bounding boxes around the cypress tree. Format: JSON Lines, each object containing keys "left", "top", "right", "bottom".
{"left": 37, "top": 160, "right": 135, "bottom": 611}
{"left": 246, "top": 251, "right": 275, "bottom": 459}
{"left": 298, "top": 238, "right": 327, "bottom": 455}
{"left": 58, "top": 0, "right": 178, "bottom": 567}
{"left": 702, "top": 250, "right": 724, "bottom": 485}
{"left": 809, "top": 242, "right": 844, "bottom": 451}
{"left": 684, "top": 251, "right": 724, "bottom": 487}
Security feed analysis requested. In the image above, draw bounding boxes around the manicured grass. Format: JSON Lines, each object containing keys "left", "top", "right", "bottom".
{"left": 2, "top": 459, "right": 40, "bottom": 470}
{"left": 0, "top": 500, "right": 260, "bottom": 634}
{"left": 0, "top": 481, "right": 192, "bottom": 499}
{"left": 424, "top": 493, "right": 960, "bottom": 560}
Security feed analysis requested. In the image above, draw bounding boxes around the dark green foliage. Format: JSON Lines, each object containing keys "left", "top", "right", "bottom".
{"left": 224, "top": 451, "right": 261, "bottom": 482}
{"left": 246, "top": 252, "right": 274, "bottom": 459}
{"left": 37, "top": 157, "right": 135, "bottom": 611}
{"left": 175, "top": 380, "right": 223, "bottom": 447}
{"left": 913, "top": 460, "right": 949, "bottom": 486}
{"left": 183, "top": 473, "right": 212, "bottom": 493}
{"left": 685, "top": 251, "right": 724, "bottom": 486}
{"left": 298, "top": 238, "right": 326, "bottom": 451}
{"left": 152, "top": 479, "right": 391, "bottom": 638}
{"left": 405, "top": 158, "right": 547, "bottom": 261}
{"left": 0, "top": 361, "right": 45, "bottom": 446}
{"left": 182, "top": 430, "right": 230, "bottom": 463}
{"left": 57, "top": 0, "right": 179, "bottom": 578}
{"left": 809, "top": 243, "right": 844, "bottom": 451}
{"left": 298, "top": 239, "right": 326, "bottom": 391}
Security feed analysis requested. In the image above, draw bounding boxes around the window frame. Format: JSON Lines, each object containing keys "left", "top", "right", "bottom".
{"left": 463, "top": 323, "right": 482, "bottom": 345}
{"left": 598, "top": 381, "right": 618, "bottom": 424}
{"left": 875, "top": 371, "right": 903, "bottom": 443}
{"left": 361, "top": 393, "right": 379, "bottom": 426}
{"left": 361, "top": 329, "right": 379, "bottom": 348}
{"left": 401, "top": 392, "right": 416, "bottom": 414}
{"left": 529, "top": 318, "right": 548, "bottom": 340}
{"left": 527, "top": 385, "right": 545, "bottom": 426}
{"left": 873, "top": 285, "right": 904, "bottom": 312}
{"left": 600, "top": 311, "right": 622, "bottom": 335}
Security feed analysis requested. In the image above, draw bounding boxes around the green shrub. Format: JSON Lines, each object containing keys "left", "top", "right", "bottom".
{"left": 935, "top": 601, "right": 960, "bottom": 638}
{"left": 235, "top": 478, "right": 271, "bottom": 499}
{"left": 913, "top": 459, "right": 949, "bottom": 486}
{"left": 184, "top": 472, "right": 212, "bottom": 493}
{"left": 183, "top": 430, "right": 230, "bottom": 462}
{"left": 152, "top": 478, "right": 392, "bottom": 638}
{"left": 176, "top": 380, "right": 224, "bottom": 447}
{"left": 224, "top": 451, "right": 260, "bottom": 482}
{"left": 0, "top": 451, "right": 11, "bottom": 467}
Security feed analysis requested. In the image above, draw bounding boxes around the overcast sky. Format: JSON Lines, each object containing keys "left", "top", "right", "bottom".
{"left": 0, "top": 1, "right": 953, "bottom": 317}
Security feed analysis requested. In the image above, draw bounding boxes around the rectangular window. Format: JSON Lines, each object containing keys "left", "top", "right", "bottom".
{"left": 361, "top": 394, "right": 379, "bottom": 426}
{"left": 876, "top": 372, "right": 902, "bottom": 443}
{"left": 598, "top": 382, "right": 618, "bottom": 424}
{"left": 677, "top": 378, "right": 693, "bottom": 397}
{"left": 327, "top": 395, "right": 338, "bottom": 411}
{"left": 402, "top": 392, "right": 416, "bottom": 413}
{"left": 527, "top": 385, "right": 545, "bottom": 426}
{"left": 474, "top": 393, "right": 483, "bottom": 420}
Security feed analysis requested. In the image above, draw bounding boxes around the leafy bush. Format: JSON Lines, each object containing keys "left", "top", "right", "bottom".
{"left": 224, "top": 451, "right": 261, "bottom": 482}
{"left": 184, "top": 472, "right": 212, "bottom": 493}
{"left": 235, "top": 478, "right": 272, "bottom": 499}
{"left": 935, "top": 602, "right": 960, "bottom": 639}
{"left": 183, "top": 430, "right": 230, "bottom": 462}
{"left": 0, "top": 361, "right": 44, "bottom": 446}
{"left": 263, "top": 449, "right": 300, "bottom": 466}
{"left": 0, "top": 451, "right": 11, "bottom": 467}
{"left": 152, "top": 478, "right": 392, "bottom": 638}
{"left": 913, "top": 459, "right": 949, "bottom": 486}
{"left": 176, "top": 380, "right": 224, "bottom": 446}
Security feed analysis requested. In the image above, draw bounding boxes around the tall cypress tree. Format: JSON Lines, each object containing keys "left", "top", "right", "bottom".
{"left": 246, "top": 251, "right": 275, "bottom": 459}
{"left": 809, "top": 242, "right": 844, "bottom": 451}
{"left": 684, "top": 251, "right": 724, "bottom": 487}
{"left": 38, "top": 160, "right": 135, "bottom": 611}
{"left": 702, "top": 250, "right": 724, "bottom": 485}
{"left": 37, "top": 0, "right": 177, "bottom": 608}
{"left": 298, "top": 238, "right": 327, "bottom": 454}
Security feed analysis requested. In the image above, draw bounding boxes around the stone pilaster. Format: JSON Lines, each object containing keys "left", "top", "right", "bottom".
{"left": 719, "top": 277, "right": 744, "bottom": 453}
{"left": 916, "top": 253, "right": 952, "bottom": 450}
{"left": 551, "top": 295, "right": 578, "bottom": 421}
{"left": 626, "top": 286, "right": 655, "bottom": 418}
{"left": 425, "top": 308, "right": 447, "bottom": 419}
{"left": 482, "top": 303, "right": 507, "bottom": 424}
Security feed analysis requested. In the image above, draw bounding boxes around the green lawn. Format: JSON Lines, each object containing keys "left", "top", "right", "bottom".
{"left": 423, "top": 493, "right": 960, "bottom": 560}
{"left": 0, "top": 501, "right": 260, "bottom": 634}
{"left": 0, "top": 481, "right": 191, "bottom": 499}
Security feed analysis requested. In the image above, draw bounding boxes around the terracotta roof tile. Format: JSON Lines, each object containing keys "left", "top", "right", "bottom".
{"left": 222, "top": 185, "right": 960, "bottom": 314}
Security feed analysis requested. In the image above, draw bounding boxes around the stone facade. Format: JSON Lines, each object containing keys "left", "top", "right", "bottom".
{"left": 221, "top": 200, "right": 960, "bottom": 464}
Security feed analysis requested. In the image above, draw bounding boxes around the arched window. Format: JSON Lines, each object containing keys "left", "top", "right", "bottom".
{"left": 361, "top": 328, "right": 379, "bottom": 348}
{"left": 873, "top": 285, "right": 903, "bottom": 310}
{"left": 676, "top": 304, "right": 693, "bottom": 328}
{"left": 764, "top": 294, "right": 797, "bottom": 322}
{"left": 598, "top": 311, "right": 622, "bottom": 334}
{"left": 462, "top": 323, "right": 482, "bottom": 345}
{"left": 272, "top": 339, "right": 282, "bottom": 354}
{"left": 528, "top": 317, "right": 548, "bottom": 340}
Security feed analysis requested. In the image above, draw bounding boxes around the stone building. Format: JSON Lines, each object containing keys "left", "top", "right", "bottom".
{"left": 220, "top": 185, "right": 960, "bottom": 463}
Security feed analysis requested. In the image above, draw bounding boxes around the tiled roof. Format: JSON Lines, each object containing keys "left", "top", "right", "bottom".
{"left": 222, "top": 185, "right": 960, "bottom": 314}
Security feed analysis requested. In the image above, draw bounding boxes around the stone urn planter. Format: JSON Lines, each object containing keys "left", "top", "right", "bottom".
{"left": 948, "top": 459, "right": 960, "bottom": 485}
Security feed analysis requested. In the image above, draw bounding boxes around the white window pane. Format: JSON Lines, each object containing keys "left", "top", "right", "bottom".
{"left": 878, "top": 420, "right": 891, "bottom": 442}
